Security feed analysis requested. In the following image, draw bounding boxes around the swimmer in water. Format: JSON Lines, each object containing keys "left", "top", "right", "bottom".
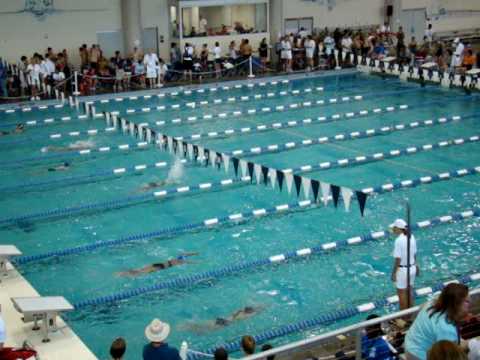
{"left": 41, "top": 140, "right": 94, "bottom": 153}
{"left": 116, "top": 252, "right": 199, "bottom": 277}
{"left": 180, "top": 305, "right": 264, "bottom": 334}
{"left": 139, "top": 180, "right": 168, "bottom": 192}
{"left": 48, "top": 162, "right": 70, "bottom": 172}
{"left": 0, "top": 123, "right": 25, "bottom": 136}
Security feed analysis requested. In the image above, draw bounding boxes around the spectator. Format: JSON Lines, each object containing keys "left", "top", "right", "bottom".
{"left": 183, "top": 43, "right": 194, "bottom": 81}
{"left": 143, "top": 318, "right": 181, "bottom": 360}
{"left": 405, "top": 283, "right": 470, "bottom": 360}
{"left": 305, "top": 35, "right": 316, "bottom": 71}
{"left": 0, "top": 59, "right": 7, "bottom": 97}
{"left": 451, "top": 38, "right": 464, "bottom": 71}
{"left": 259, "top": 38, "right": 269, "bottom": 71}
{"left": 397, "top": 26, "right": 406, "bottom": 58}
{"left": 390, "top": 218, "right": 418, "bottom": 311}
{"left": 463, "top": 49, "right": 476, "bottom": 71}
{"left": 229, "top": 40, "right": 238, "bottom": 64}
{"left": 261, "top": 344, "right": 275, "bottom": 360}
{"left": 213, "top": 41, "right": 222, "bottom": 78}
{"left": 361, "top": 314, "right": 395, "bottom": 360}
{"left": 241, "top": 335, "right": 256, "bottom": 356}
{"left": 27, "top": 55, "right": 41, "bottom": 100}
{"left": 425, "top": 23, "right": 433, "bottom": 44}
{"left": 427, "top": 340, "right": 466, "bottom": 360}
{"left": 144, "top": 49, "right": 159, "bottom": 88}
{"left": 199, "top": 16, "right": 208, "bottom": 36}
{"left": 79, "top": 44, "right": 88, "bottom": 68}
{"left": 157, "top": 58, "right": 168, "bottom": 87}
{"left": 281, "top": 35, "right": 292, "bottom": 72}
{"left": 110, "top": 337, "right": 126, "bottom": 360}
{"left": 214, "top": 347, "right": 228, "bottom": 360}
{"left": 89, "top": 44, "right": 101, "bottom": 70}
{"left": 324, "top": 32, "right": 335, "bottom": 68}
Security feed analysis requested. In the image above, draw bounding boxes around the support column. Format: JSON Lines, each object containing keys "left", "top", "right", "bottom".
{"left": 122, "top": 0, "right": 143, "bottom": 55}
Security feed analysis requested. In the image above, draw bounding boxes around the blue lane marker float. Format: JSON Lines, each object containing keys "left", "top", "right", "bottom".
{"left": 14, "top": 199, "right": 317, "bottom": 266}
{"left": 193, "top": 270, "right": 480, "bottom": 359}
{"left": 135, "top": 87, "right": 424, "bottom": 128}
{"left": 69, "top": 208, "right": 480, "bottom": 310}
{"left": 0, "top": 102, "right": 66, "bottom": 115}
{"left": 0, "top": 159, "right": 187, "bottom": 194}
{"left": 288, "top": 134, "right": 480, "bottom": 175}
{"left": 224, "top": 114, "right": 475, "bottom": 158}
{"left": 0, "top": 125, "right": 117, "bottom": 146}
{"left": 0, "top": 113, "right": 92, "bottom": 130}
{"left": 95, "top": 79, "right": 411, "bottom": 114}
{"left": 175, "top": 102, "right": 415, "bottom": 142}
{"left": 13, "top": 160, "right": 480, "bottom": 266}
{"left": 87, "top": 75, "right": 405, "bottom": 107}
{"left": 0, "top": 140, "right": 152, "bottom": 167}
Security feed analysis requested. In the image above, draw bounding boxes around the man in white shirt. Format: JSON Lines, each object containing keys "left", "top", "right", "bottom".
{"left": 143, "top": 50, "right": 159, "bottom": 88}
{"left": 305, "top": 35, "right": 316, "bottom": 71}
{"left": 212, "top": 42, "right": 222, "bottom": 78}
{"left": 199, "top": 17, "right": 208, "bottom": 36}
{"left": 451, "top": 38, "right": 465, "bottom": 70}
{"left": 341, "top": 33, "right": 352, "bottom": 64}
{"left": 390, "top": 218, "right": 419, "bottom": 311}
{"left": 425, "top": 23, "right": 433, "bottom": 44}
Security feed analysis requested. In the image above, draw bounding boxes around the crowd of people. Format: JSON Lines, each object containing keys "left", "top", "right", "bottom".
{"left": 1, "top": 22, "right": 479, "bottom": 101}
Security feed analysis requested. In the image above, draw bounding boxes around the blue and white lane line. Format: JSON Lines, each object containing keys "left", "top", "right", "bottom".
{"left": 288, "top": 135, "right": 480, "bottom": 175}
{"left": 223, "top": 114, "right": 474, "bottom": 158}
{"left": 0, "top": 102, "right": 67, "bottom": 114}
{"left": 13, "top": 161, "right": 480, "bottom": 264}
{"left": 0, "top": 140, "right": 152, "bottom": 167}
{"left": 94, "top": 79, "right": 412, "bottom": 112}
{"left": 0, "top": 113, "right": 93, "bottom": 130}
{"left": 0, "top": 126, "right": 117, "bottom": 146}
{"left": 118, "top": 87, "right": 424, "bottom": 127}
{"left": 84, "top": 75, "right": 405, "bottom": 107}
{"left": 3, "top": 160, "right": 480, "bottom": 227}
{"left": 68, "top": 208, "right": 480, "bottom": 309}
{"left": 0, "top": 176, "right": 252, "bottom": 226}
{"left": 193, "top": 270, "right": 480, "bottom": 359}
{"left": 0, "top": 159, "right": 187, "bottom": 194}
{"left": 172, "top": 103, "right": 412, "bottom": 142}
{"left": 14, "top": 199, "right": 319, "bottom": 265}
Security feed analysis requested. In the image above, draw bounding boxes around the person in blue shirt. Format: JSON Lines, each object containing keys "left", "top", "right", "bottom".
{"left": 143, "top": 319, "right": 181, "bottom": 360}
{"left": 405, "top": 283, "right": 470, "bottom": 360}
{"left": 361, "top": 314, "right": 396, "bottom": 360}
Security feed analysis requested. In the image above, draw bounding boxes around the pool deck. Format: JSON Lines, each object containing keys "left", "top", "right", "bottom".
{"left": 0, "top": 262, "right": 98, "bottom": 360}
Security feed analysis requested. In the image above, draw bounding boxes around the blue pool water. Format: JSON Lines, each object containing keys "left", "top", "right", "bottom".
{"left": 1, "top": 72, "right": 480, "bottom": 358}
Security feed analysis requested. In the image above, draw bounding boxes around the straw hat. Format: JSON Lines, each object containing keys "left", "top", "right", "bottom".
{"left": 145, "top": 318, "right": 170, "bottom": 343}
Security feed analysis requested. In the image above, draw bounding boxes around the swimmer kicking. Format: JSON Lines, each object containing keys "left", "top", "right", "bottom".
{"left": 48, "top": 162, "right": 70, "bottom": 172}
{"left": 0, "top": 123, "right": 25, "bottom": 136}
{"left": 41, "top": 140, "right": 94, "bottom": 153}
{"left": 139, "top": 180, "right": 168, "bottom": 192}
{"left": 116, "top": 252, "right": 199, "bottom": 277}
{"left": 179, "top": 305, "right": 265, "bottom": 334}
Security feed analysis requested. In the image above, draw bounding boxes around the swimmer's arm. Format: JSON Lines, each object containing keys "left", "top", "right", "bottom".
{"left": 180, "top": 252, "right": 199, "bottom": 257}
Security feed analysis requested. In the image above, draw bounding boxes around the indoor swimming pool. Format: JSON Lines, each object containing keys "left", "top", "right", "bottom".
{"left": 1, "top": 71, "right": 479, "bottom": 358}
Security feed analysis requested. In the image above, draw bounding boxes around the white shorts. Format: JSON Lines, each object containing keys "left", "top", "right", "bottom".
{"left": 306, "top": 50, "right": 314, "bottom": 59}
{"left": 31, "top": 77, "right": 40, "bottom": 87}
{"left": 281, "top": 51, "right": 292, "bottom": 60}
{"left": 146, "top": 67, "right": 157, "bottom": 79}
{"left": 396, "top": 266, "right": 416, "bottom": 290}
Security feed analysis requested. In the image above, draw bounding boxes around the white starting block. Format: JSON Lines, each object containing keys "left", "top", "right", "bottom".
{"left": 383, "top": 56, "right": 396, "bottom": 63}
{"left": 11, "top": 296, "right": 74, "bottom": 342}
{"left": 466, "top": 69, "right": 480, "bottom": 75}
{"left": 0, "top": 245, "right": 22, "bottom": 279}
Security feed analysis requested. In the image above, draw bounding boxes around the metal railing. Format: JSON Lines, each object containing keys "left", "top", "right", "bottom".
{"left": 240, "top": 287, "right": 480, "bottom": 360}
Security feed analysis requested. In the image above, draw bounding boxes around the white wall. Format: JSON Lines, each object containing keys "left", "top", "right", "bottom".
{"left": 141, "top": 0, "right": 171, "bottom": 60}
{"left": 279, "top": 0, "right": 385, "bottom": 31}
{"left": 0, "top": 0, "right": 121, "bottom": 65}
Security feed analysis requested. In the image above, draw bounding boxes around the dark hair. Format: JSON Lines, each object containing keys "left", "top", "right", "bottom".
{"left": 110, "top": 337, "right": 126, "bottom": 359}
{"left": 365, "top": 314, "right": 383, "bottom": 339}
{"left": 261, "top": 344, "right": 275, "bottom": 360}
{"left": 427, "top": 340, "right": 466, "bottom": 360}
{"left": 214, "top": 347, "right": 228, "bottom": 360}
{"left": 428, "top": 283, "right": 469, "bottom": 324}
{"left": 241, "top": 335, "right": 256, "bottom": 355}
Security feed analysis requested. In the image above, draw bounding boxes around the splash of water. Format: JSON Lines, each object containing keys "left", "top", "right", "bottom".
{"left": 167, "top": 157, "right": 184, "bottom": 183}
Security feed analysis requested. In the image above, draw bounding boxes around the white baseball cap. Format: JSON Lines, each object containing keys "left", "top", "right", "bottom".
{"left": 453, "top": 37, "right": 460, "bottom": 43}
{"left": 390, "top": 219, "right": 407, "bottom": 230}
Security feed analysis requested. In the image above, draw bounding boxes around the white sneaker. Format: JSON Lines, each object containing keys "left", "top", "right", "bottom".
{"left": 36, "top": 96, "right": 41, "bottom": 100}
{"left": 30, "top": 97, "right": 35, "bottom": 101}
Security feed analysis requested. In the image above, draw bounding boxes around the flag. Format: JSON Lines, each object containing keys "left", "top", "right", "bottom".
{"left": 293, "top": 174, "right": 302, "bottom": 197}
{"left": 331, "top": 184, "right": 341, "bottom": 208}
{"left": 356, "top": 191, "right": 368, "bottom": 217}
{"left": 311, "top": 179, "right": 320, "bottom": 202}
{"left": 261, "top": 166, "right": 269, "bottom": 185}
{"left": 341, "top": 187, "right": 353, "bottom": 211}
{"left": 277, "top": 170, "right": 284, "bottom": 191}
{"left": 320, "top": 182, "right": 330, "bottom": 205}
